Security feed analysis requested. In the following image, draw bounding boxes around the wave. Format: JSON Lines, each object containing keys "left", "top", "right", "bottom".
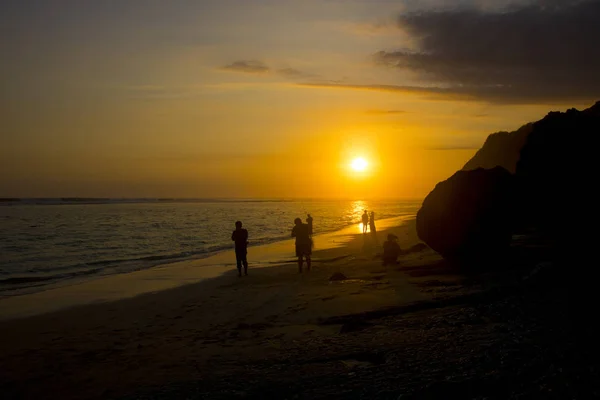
{"left": 19, "top": 248, "right": 225, "bottom": 275}
{"left": 0, "top": 267, "right": 105, "bottom": 290}
{"left": 1, "top": 242, "right": 255, "bottom": 293}
{"left": 0, "top": 276, "right": 56, "bottom": 284}
{"left": 0, "top": 232, "right": 306, "bottom": 293}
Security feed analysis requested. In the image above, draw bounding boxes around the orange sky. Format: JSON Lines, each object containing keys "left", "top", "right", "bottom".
{"left": 1, "top": 1, "right": 597, "bottom": 199}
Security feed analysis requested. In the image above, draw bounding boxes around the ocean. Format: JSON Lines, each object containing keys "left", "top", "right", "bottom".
{"left": 0, "top": 199, "right": 421, "bottom": 296}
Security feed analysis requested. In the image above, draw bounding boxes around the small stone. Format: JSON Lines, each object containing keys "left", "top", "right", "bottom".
{"left": 329, "top": 272, "right": 347, "bottom": 281}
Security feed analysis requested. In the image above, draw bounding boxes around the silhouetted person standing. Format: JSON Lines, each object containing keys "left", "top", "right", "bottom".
{"left": 231, "top": 220, "right": 248, "bottom": 277}
{"left": 292, "top": 217, "right": 311, "bottom": 273}
{"left": 362, "top": 210, "right": 369, "bottom": 233}
{"left": 306, "top": 214, "right": 313, "bottom": 236}
{"left": 369, "top": 211, "right": 377, "bottom": 236}
{"left": 382, "top": 233, "right": 401, "bottom": 266}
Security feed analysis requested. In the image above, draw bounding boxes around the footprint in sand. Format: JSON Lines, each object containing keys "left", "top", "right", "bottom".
{"left": 321, "top": 295, "right": 337, "bottom": 301}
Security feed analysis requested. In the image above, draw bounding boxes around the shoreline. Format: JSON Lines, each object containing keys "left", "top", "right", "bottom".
{"left": 1, "top": 199, "right": 420, "bottom": 299}
{"left": 0, "top": 210, "right": 416, "bottom": 298}
{"left": 0, "top": 217, "right": 431, "bottom": 399}
{"left": 0, "top": 216, "right": 415, "bottom": 320}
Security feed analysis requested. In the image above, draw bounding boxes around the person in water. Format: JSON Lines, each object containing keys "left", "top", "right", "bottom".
{"left": 362, "top": 210, "right": 369, "bottom": 233}
{"left": 231, "top": 220, "right": 249, "bottom": 277}
{"left": 292, "top": 217, "right": 312, "bottom": 273}
{"left": 382, "top": 233, "right": 401, "bottom": 266}
{"left": 369, "top": 211, "right": 377, "bottom": 235}
{"left": 306, "top": 213, "right": 313, "bottom": 236}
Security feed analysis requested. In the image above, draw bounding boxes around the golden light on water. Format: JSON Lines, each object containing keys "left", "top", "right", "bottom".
{"left": 351, "top": 200, "right": 368, "bottom": 233}
{"left": 350, "top": 157, "right": 368, "bottom": 172}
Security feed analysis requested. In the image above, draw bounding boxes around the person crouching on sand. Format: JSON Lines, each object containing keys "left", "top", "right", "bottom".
{"left": 382, "top": 233, "right": 401, "bottom": 267}
{"left": 231, "top": 220, "right": 249, "bottom": 277}
{"left": 292, "top": 217, "right": 312, "bottom": 273}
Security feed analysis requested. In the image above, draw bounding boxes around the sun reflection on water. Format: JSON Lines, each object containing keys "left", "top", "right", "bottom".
{"left": 351, "top": 200, "right": 368, "bottom": 233}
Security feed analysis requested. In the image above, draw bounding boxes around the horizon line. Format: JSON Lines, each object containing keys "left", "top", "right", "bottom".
{"left": 0, "top": 196, "right": 423, "bottom": 202}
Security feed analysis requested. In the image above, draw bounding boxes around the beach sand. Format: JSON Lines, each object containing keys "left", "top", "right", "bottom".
{"left": 1, "top": 219, "right": 595, "bottom": 399}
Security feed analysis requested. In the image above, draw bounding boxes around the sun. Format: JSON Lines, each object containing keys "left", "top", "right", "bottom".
{"left": 350, "top": 157, "right": 368, "bottom": 172}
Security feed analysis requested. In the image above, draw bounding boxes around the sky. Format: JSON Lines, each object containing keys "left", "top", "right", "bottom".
{"left": 1, "top": 0, "right": 598, "bottom": 199}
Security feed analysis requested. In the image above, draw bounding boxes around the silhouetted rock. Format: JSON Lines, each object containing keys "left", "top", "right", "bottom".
{"left": 329, "top": 272, "right": 347, "bottom": 281}
{"left": 515, "top": 101, "right": 600, "bottom": 235}
{"left": 512, "top": 102, "right": 600, "bottom": 351}
{"left": 416, "top": 167, "right": 516, "bottom": 260}
{"left": 463, "top": 123, "right": 533, "bottom": 173}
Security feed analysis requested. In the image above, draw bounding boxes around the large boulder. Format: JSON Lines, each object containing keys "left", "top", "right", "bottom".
{"left": 416, "top": 167, "right": 515, "bottom": 260}
{"left": 515, "top": 101, "right": 600, "bottom": 235}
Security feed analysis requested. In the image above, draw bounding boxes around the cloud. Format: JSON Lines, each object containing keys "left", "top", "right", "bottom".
{"left": 297, "top": 82, "right": 475, "bottom": 101}
{"left": 340, "top": 19, "right": 402, "bottom": 36}
{"left": 365, "top": 109, "right": 407, "bottom": 115}
{"left": 218, "top": 61, "right": 317, "bottom": 80}
{"left": 392, "top": 0, "right": 588, "bottom": 13}
{"left": 277, "top": 68, "right": 318, "bottom": 79}
{"left": 277, "top": 68, "right": 303, "bottom": 77}
{"left": 219, "top": 60, "right": 270, "bottom": 74}
{"left": 373, "top": 0, "right": 600, "bottom": 104}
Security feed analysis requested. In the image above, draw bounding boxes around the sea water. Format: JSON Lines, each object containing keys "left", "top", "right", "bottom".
{"left": 0, "top": 199, "right": 421, "bottom": 295}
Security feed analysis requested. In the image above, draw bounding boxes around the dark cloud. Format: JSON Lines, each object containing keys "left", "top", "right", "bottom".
{"left": 219, "top": 60, "right": 270, "bottom": 74}
{"left": 365, "top": 109, "right": 407, "bottom": 115}
{"left": 374, "top": 0, "right": 600, "bottom": 103}
{"left": 219, "top": 62, "right": 316, "bottom": 79}
{"left": 277, "top": 68, "right": 319, "bottom": 79}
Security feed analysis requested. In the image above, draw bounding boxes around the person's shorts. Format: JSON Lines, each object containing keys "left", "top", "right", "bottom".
{"left": 295, "top": 242, "right": 312, "bottom": 257}
{"left": 235, "top": 248, "right": 247, "bottom": 260}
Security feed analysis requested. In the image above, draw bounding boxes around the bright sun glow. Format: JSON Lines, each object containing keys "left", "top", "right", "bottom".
{"left": 350, "top": 157, "right": 368, "bottom": 172}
